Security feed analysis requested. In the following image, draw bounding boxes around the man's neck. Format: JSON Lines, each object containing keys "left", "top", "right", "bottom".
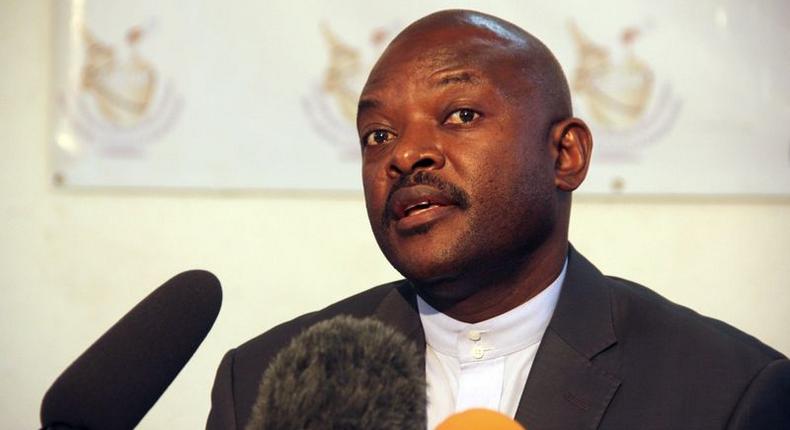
{"left": 414, "top": 240, "right": 568, "bottom": 323}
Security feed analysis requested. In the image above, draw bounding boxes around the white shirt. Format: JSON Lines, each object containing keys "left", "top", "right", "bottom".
{"left": 417, "top": 261, "right": 567, "bottom": 429}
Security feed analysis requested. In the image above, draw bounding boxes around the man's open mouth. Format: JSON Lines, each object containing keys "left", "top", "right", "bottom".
{"left": 390, "top": 185, "right": 456, "bottom": 221}
{"left": 401, "top": 200, "right": 446, "bottom": 218}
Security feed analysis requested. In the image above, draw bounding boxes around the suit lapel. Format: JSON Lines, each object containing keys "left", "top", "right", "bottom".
{"left": 515, "top": 248, "right": 621, "bottom": 429}
{"left": 373, "top": 280, "right": 426, "bottom": 353}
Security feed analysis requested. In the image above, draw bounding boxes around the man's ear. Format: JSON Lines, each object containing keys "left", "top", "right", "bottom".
{"left": 550, "top": 118, "right": 593, "bottom": 192}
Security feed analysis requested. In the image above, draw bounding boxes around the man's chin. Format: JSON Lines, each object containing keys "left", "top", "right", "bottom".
{"left": 376, "top": 219, "right": 475, "bottom": 282}
{"left": 407, "top": 273, "right": 486, "bottom": 311}
{"left": 394, "top": 258, "right": 465, "bottom": 291}
{"left": 390, "top": 259, "right": 458, "bottom": 287}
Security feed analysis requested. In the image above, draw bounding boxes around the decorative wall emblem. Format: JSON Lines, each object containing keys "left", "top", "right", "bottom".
{"left": 569, "top": 22, "right": 681, "bottom": 161}
{"left": 59, "top": 23, "right": 182, "bottom": 156}
{"left": 302, "top": 23, "right": 395, "bottom": 160}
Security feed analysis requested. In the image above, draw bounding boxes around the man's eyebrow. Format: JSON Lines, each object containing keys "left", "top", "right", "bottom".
{"left": 357, "top": 72, "right": 481, "bottom": 115}
{"left": 434, "top": 71, "right": 482, "bottom": 87}
{"left": 357, "top": 98, "right": 380, "bottom": 116}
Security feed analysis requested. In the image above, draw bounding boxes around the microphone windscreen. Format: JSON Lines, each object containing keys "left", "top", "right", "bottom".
{"left": 40, "top": 270, "right": 222, "bottom": 430}
{"left": 245, "top": 315, "right": 426, "bottom": 430}
{"left": 436, "top": 408, "right": 526, "bottom": 430}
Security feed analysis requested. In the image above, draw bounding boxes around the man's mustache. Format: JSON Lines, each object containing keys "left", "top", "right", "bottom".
{"left": 382, "top": 171, "right": 471, "bottom": 227}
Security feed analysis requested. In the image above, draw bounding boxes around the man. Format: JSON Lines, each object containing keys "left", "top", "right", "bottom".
{"left": 208, "top": 10, "right": 789, "bottom": 429}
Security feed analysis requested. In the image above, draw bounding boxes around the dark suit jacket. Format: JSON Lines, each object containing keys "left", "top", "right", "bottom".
{"left": 207, "top": 249, "right": 790, "bottom": 429}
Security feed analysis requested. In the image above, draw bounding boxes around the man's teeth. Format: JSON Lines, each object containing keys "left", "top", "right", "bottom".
{"left": 405, "top": 201, "right": 432, "bottom": 216}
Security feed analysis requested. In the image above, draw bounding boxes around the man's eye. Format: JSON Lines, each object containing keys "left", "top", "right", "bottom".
{"left": 364, "top": 129, "right": 395, "bottom": 146}
{"left": 445, "top": 108, "right": 480, "bottom": 125}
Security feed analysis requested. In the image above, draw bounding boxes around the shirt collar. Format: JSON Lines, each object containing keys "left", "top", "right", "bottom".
{"left": 417, "top": 259, "right": 567, "bottom": 362}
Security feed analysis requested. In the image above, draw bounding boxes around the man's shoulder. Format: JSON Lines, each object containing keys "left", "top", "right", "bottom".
{"left": 564, "top": 249, "right": 783, "bottom": 365}
{"left": 207, "top": 280, "right": 412, "bottom": 428}
{"left": 233, "top": 279, "right": 409, "bottom": 364}
{"left": 584, "top": 275, "right": 790, "bottom": 427}
{"left": 604, "top": 274, "right": 784, "bottom": 364}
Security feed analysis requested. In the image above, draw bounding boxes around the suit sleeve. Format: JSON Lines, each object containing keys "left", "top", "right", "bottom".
{"left": 206, "top": 349, "right": 239, "bottom": 430}
{"left": 726, "top": 358, "right": 790, "bottom": 429}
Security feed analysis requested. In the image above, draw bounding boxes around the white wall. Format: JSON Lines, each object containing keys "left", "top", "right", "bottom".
{"left": 1, "top": 2, "right": 788, "bottom": 429}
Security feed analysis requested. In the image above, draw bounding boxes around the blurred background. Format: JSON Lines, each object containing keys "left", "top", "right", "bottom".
{"left": 1, "top": 1, "right": 788, "bottom": 429}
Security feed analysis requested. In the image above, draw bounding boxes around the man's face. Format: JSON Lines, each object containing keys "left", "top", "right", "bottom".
{"left": 357, "top": 26, "right": 560, "bottom": 290}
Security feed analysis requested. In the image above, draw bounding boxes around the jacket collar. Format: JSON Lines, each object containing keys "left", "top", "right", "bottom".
{"left": 546, "top": 246, "right": 618, "bottom": 360}
{"left": 374, "top": 280, "right": 426, "bottom": 349}
{"left": 515, "top": 247, "right": 621, "bottom": 429}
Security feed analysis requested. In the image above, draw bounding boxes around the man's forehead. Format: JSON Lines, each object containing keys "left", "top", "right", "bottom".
{"left": 363, "top": 37, "right": 519, "bottom": 93}
{"left": 386, "top": 23, "right": 521, "bottom": 64}
{"left": 358, "top": 10, "right": 571, "bottom": 120}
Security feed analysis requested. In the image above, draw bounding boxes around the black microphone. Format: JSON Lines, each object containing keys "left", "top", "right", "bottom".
{"left": 40, "top": 270, "right": 222, "bottom": 430}
{"left": 245, "top": 315, "right": 426, "bottom": 430}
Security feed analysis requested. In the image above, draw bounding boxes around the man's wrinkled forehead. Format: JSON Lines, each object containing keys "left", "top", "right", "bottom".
{"left": 359, "top": 10, "right": 573, "bottom": 127}
{"left": 364, "top": 31, "right": 522, "bottom": 92}
{"left": 390, "top": 21, "right": 524, "bottom": 63}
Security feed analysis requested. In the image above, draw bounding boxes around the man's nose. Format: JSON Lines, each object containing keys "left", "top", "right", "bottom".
{"left": 387, "top": 129, "right": 446, "bottom": 178}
